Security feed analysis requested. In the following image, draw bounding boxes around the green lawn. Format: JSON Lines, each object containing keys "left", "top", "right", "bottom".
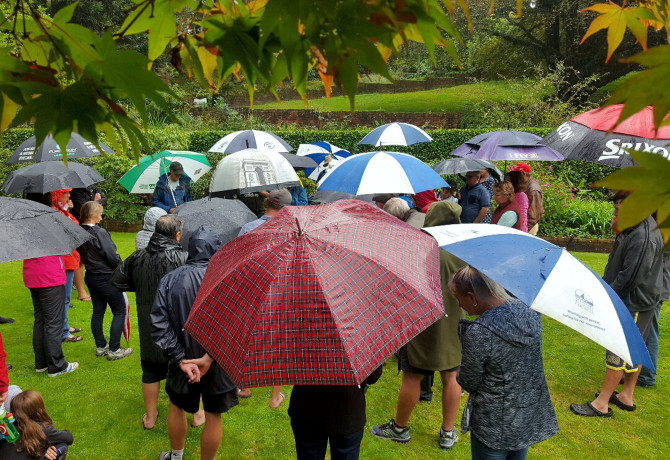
{"left": 1, "top": 236, "right": 668, "bottom": 459}
{"left": 254, "top": 80, "right": 549, "bottom": 115}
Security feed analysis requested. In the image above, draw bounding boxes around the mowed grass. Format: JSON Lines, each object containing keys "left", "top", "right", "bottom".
{"left": 1, "top": 236, "right": 669, "bottom": 459}
{"left": 253, "top": 80, "right": 549, "bottom": 115}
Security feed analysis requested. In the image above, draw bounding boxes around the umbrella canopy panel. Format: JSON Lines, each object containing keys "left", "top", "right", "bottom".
{"left": 450, "top": 130, "right": 564, "bottom": 162}
{"left": 0, "top": 197, "right": 92, "bottom": 263}
{"left": 423, "top": 223, "right": 652, "bottom": 369}
{"left": 209, "top": 149, "right": 300, "bottom": 197}
{"left": 209, "top": 130, "right": 293, "bottom": 154}
{"left": 318, "top": 151, "right": 447, "bottom": 195}
{"left": 359, "top": 122, "right": 433, "bottom": 147}
{"left": 185, "top": 200, "right": 444, "bottom": 387}
{"left": 541, "top": 105, "right": 670, "bottom": 168}
{"left": 7, "top": 133, "right": 114, "bottom": 164}
{"left": 277, "top": 152, "right": 318, "bottom": 170}
{"left": 2, "top": 161, "right": 105, "bottom": 194}
{"left": 308, "top": 190, "right": 374, "bottom": 205}
{"left": 432, "top": 158, "right": 504, "bottom": 181}
{"left": 117, "top": 151, "right": 211, "bottom": 194}
{"left": 173, "top": 197, "right": 257, "bottom": 250}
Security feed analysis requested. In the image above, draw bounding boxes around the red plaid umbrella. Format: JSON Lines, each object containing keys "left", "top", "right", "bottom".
{"left": 185, "top": 200, "right": 443, "bottom": 387}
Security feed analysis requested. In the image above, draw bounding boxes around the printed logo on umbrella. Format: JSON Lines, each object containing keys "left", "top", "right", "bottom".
{"left": 510, "top": 152, "right": 540, "bottom": 159}
{"left": 575, "top": 289, "right": 594, "bottom": 314}
{"left": 263, "top": 141, "right": 276, "bottom": 149}
{"left": 598, "top": 139, "right": 669, "bottom": 162}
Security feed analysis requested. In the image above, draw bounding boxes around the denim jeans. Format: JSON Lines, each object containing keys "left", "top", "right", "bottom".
{"left": 292, "top": 425, "right": 363, "bottom": 460}
{"left": 471, "top": 434, "right": 529, "bottom": 460}
{"left": 85, "top": 273, "right": 126, "bottom": 351}
{"left": 638, "top": 302, "right": 661, "bottom": 386}
{"left": 62, "top": 270, "right": 74, "bottom": 339}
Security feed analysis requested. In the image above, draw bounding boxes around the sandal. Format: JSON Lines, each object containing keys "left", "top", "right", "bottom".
{"left": 69, "top": 327, "right": 83, "bottom": 333}
{"left": 78, "top": 295, "right": 92, "bottom": 302}
{"left": 62, "top": 335, "right": 83, "bottom": 343}
{"left": 569, "top": 401, "right": 612, "bottom": 417}
{"left": 269, "top": 391, "right": 286, "bottom": 409}
{"left": 609, "top": 391, "right": 636, "bottom": 412}
{"left": 142, "top": 410, "right": 159, "bottom": 430}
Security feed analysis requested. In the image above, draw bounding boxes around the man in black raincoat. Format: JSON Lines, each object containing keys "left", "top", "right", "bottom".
{"left": 151, "top": 226, "right": 238, "bottom": 460}
{"left": 111, "top": 215, "right": 189, "bottom": 430}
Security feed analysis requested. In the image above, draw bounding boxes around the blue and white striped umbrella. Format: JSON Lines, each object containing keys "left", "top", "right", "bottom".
{"left": 423, "top": 224, "right": 653, "bottom": 369}
{"left": 359, "top": 122, "right": 433, "bottom": 147}
{"left": 296, "top": 142, "right": 351, "bottom": 178}
{"left": 317, "top": 151, "right": 447, "bottom": 195}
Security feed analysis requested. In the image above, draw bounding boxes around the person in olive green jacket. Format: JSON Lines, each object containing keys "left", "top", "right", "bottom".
{"left": 371, "top": 201, "right": 467, "bottom": 450}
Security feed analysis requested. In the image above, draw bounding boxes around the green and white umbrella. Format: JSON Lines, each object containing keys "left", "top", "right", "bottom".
{"left": 118, "top": 150, "right": 211, "bottom": 194}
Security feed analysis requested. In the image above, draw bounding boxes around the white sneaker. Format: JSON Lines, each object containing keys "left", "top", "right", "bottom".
{"left": 48, "top": 362, "right": 79, "bottom": 377}
{"left": 36, "top": 367, "right": 48, "bottom": 373}
{"left": 107, "top": 347, "right": 133, "bottom": 361}
{"left": 95, "top": 345, "right": 109, "bottom": 357}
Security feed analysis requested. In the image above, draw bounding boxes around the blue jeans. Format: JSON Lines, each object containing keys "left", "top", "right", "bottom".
{"left": 62, "top": 270, "right": 74, "bottom": 339}
{"left": 471, "top": 434, "right": 529, "bottom": 460}
{"left": 638, "top": 302, "right": 661, "bottom": 386}
{"left": 292, "top": 425, "right": 363, "bottom": 460}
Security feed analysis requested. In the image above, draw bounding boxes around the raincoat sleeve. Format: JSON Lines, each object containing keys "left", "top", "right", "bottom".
{"left": 290, "top": 186, "right": 308, "bottom": 206}
{"left": 151, "top": 178, "right": 173, "bottom": 212}
{"left": 456, "top": 321, "right": 491, "bottom": 393}
{"left": 526, "top": 186, "right": 543, "bottom": 228}
{"left": 99, "top": 229, "right": 122, "bottom": 270}
{"left": 110, "top": 254, "right": 137, "bottom": 292}
{"left": 151, "top": 278, "right": 185, "bottom": 363}
{"left": 608, "top": 231, "right": 652, "bottom": 296}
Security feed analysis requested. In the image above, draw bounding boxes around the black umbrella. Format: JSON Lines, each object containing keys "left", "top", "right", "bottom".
{"left": 308, "top": 190, "right": 374, "bottom": 205}
{"left": 6, "top": 133, "right": 114, "bottom": 164}
{"left": 277, "top": 152, "right": 318, "bottom": 170}
{"left": 173, "top": 197, "right": 257, "bottom": 250}
{"left": 2, "top": 162, "right": 105, "bottom": 194}
{"left": 0, "top": 197, "right": 92, "bottom": 263}
{"left": 432, "top": 158, "right": 504, "bottom": 180}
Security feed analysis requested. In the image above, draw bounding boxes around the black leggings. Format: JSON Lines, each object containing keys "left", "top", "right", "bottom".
{"left": 85, "top": 273, "right": 126, "bottom": 351}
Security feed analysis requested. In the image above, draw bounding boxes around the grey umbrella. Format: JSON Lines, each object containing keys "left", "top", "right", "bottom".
{"left": 2, "top": 161, "right": 105, "bottom": 194}
{"left": 173, "top": 197, "right": 257, "bottom": 250}
{"left": 0, "top": 197, "right": 92, "bottom": 263}
{"left": 6, "top": 133, "right": 114, "bottom": 164}
{"left": 432, "top": 158, "right": 504, "bottom": 181}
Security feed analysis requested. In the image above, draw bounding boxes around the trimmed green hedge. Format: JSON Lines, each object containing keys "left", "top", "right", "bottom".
{"left": 1, "top": 126, "right": 615, "bottom": 230}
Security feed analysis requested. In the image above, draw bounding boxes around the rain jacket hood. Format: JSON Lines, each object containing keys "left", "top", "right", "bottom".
{"left": 143, "top": 207, "right": 167, "bottom": 232}
{"left": 474, "top": 298, "right": 542, "bottom": 348}
{"left": 187, "top": 226, "right": 222, "bottom": 263}
{"left": 424, "top": 200, "right": 461, "bottom": 227}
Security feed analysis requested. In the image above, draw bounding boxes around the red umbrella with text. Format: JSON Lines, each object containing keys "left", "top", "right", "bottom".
{"left": 185, "top": 200, "right": 444, "bottom": 387}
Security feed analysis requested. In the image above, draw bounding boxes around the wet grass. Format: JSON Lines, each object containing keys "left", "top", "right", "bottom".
{"left": 1, "top": 239, "right": 668, "bottom": 459}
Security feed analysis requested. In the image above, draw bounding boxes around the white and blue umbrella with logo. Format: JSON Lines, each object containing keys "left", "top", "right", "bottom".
{"left": 317, "top": 151, "right": 447, "bottom": 195}
{"left": 359, "top": 122, "right": 432, "bottom": 148}
{"left": 423, "top": 224, "right": 653, "bottom": 369}
{"left": 296, "top": 141, "right": 351, "bottom": 179}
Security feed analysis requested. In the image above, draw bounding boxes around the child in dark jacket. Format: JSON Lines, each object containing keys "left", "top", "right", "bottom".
{"left": 0, "top": 390, "right": 73, "bottom": 460}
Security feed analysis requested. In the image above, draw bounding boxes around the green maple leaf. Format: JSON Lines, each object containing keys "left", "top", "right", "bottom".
{"left": 580, "top": 3, "right": 656, "bottom": 62}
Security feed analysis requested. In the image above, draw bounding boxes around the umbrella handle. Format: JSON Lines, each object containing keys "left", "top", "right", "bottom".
{"left": 295, "top": 217, "right": 303, "bottom": 236}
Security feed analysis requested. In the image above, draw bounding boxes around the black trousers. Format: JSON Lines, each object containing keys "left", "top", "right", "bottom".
{"left": 291, "top": 424, "right": 364, "bottom": 460}
{"left": 31, "top": 285, "right": 67, "bottom": 373}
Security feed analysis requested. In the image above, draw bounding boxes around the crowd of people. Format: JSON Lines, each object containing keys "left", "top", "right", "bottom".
{"left": 0, "top": 159, "right": 666, "bottom": 460}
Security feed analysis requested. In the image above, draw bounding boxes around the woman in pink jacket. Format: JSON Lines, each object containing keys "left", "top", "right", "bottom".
{"left": 23, "top": 254, "right": 79, "bottom": 377}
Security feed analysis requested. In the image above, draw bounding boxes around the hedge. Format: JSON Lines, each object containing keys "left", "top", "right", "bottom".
{"left": 1, "top": 126, "right": 614, "bottom": 229}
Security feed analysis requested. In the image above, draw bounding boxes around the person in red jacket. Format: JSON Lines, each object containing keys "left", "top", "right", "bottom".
{"left": 50, "top": 189, "right": 83, "bottom": 343}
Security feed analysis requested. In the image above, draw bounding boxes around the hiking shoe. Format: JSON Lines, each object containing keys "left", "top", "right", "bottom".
{"left": 439, "top": 427, "right": 459, "bottom": 449}
{"left": 370, "top": 419, "right": 410, "bottom": 443}
{"left": 48, "top": 362, "right": 79, "bottom": 377}
{"left": 95, "top": 345, "right": 109, "bottom": 357}
{"left": 107, "top": 347, "right": 133, "bottom": 361}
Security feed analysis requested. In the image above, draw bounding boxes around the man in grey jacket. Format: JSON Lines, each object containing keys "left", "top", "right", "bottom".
{"left": 571, "top": 191, "right": 664, "bottom": 417}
